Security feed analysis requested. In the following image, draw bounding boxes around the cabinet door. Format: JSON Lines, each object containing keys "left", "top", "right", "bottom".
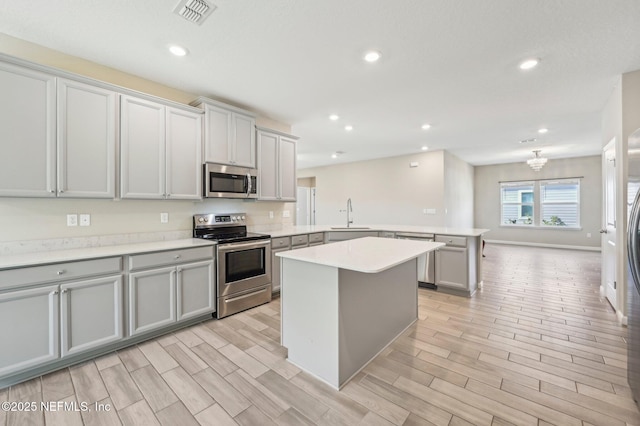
{"left": 0, "top": 285, "right": 59, "bottom": 377}
{"left": 176, "top": 260, "right": 214, "bottom": 321}
{"left": 271, "top": 248, "right": 289, "bottom": 293}
{"left": 435, "top": 247, "right": 468, "bottom": 290}
{"left": 0, "top": 62, "right": 56, "bottom": 197}
{"left": 120, "top": 95, "right": 166, "bottom": 199}
{"left": 57, "top": 79, "right": 116, "bottom": 198}
{"left": 257, "top": 130, "right": 279, "bottom": 200}
{"left": 129, "top": 267, "right": 176, "bottom": 336}
{"left": 278, "top": 137, "right": 297, "bottom": 201}
{"left": 166, "top": 107, "right": 202, "bottom": 200}
{"left": 203, "top": 103, "right": 232, "bottom": 164}
{"left": 233, "top": 113, "right": 256, "bottom": 168}
{"left": 60, "top": 275, "right": 123, "bottom": 357}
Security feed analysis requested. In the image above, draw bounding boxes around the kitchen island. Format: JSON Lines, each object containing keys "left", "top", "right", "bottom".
{"left": 277, "top": 236, "right": 443, "bottom": 389}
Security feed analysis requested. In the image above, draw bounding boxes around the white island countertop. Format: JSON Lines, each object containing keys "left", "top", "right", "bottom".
{"left": 276, "top": 236, "right": 444, "bottom": 273}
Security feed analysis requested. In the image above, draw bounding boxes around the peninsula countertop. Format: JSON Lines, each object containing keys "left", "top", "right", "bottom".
{"left": 255, "top": 225, "right": 489, "bottom": 238}
{"left": 276, "top": 236, "right": 444, "bottom": 273}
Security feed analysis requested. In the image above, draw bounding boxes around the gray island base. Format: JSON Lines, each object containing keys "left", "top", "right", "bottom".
{"left": 277, "top": 237, "right": 443, "bottom": 389}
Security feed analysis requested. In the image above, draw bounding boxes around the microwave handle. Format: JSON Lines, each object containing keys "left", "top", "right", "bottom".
{"left": 246, "top": 173, "right": 252, "bottom": 197}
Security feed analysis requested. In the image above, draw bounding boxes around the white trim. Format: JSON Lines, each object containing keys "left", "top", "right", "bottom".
{"left": 617, "top": 310, "right": 628, "bottom": 326}
{"left": 484, "top": 239, "right": 601, "bottom": 252}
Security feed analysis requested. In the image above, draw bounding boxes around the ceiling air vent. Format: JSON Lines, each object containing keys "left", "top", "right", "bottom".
{"left": 174, "top": 0, "right": 216, "bottom": 25}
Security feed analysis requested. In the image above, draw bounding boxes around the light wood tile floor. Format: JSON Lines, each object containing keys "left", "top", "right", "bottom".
{"left": 3, "top": 244, "right": 640, "bottom": 425}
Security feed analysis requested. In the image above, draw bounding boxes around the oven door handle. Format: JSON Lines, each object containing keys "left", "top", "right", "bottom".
{"left": 218, "top": 239, "right": 271, "bottom": 252}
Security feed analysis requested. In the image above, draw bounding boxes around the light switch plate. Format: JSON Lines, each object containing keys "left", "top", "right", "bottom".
{"left": 269, "top": 211, "right": 274, "bottom": 219}
{"left": 67, "top": 214, "right": 78, "bottom": 227}
{"left": 79, "top": 214, "right": 91, "bottom": 226}
{"left": 160, "top": 212, "right": 169, "bottom": 223}
{"left": 283, "top": 210, "right": 290, "bottom": 218}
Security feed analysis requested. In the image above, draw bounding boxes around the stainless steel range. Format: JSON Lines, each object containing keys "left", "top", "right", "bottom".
{"left": 193, "top": 213, "right": 271, "bottom": 318}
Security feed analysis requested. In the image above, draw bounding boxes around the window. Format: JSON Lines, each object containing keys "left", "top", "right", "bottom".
{"left": 540, "top": 179, "right": 580, "bottom": 227}
{"left": 501, "top": 182, "right": 534, "bottom": 225}
{"left": 500, "top": 178, "right": 581, "bottom": 228}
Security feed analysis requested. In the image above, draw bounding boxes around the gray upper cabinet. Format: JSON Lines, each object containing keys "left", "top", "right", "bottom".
{"left": 192, "top": 97, "right": 257, "bottom": 168}
{"left": 120, "top": 95, "right": 166, "bottom": 199}
{"left": 121, "top": 95, "right": 202, "bottom": 200}
{"left": 57, "top": 78, "right": 117, "bottom": 198}
{"left": 166, "top": 107, "right": 202, "bottom": 200}
{"left": 0, "top": 62, "right": 117, "bottom": 199}
{"left": 257, "top": 127, "right": 298, "bottom": 201}
{"left": 0, "top": 61, "right": 56, "bottom": 197}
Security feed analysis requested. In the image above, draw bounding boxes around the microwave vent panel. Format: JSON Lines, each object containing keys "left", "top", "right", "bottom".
{"left": 173, "top": 0, "right": 216, "bottom": 25}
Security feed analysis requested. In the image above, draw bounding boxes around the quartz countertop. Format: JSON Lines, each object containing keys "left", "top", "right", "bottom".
{"left": 257, "top": 225, "right": 489, "bottom": 238}
{"left": 0, "top": 238, "right": 216, "bottom": 270}
{"left": 276, "top": 236, "right": 444, "bottom": 273}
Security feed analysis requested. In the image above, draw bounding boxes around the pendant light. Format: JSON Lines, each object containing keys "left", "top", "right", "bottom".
{"left": 527, "top": 150, "right": 547, "bottom": 171}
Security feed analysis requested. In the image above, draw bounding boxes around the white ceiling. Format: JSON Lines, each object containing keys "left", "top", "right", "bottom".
{"left": 2, "top": 0, "right": 640, "bottom": 169}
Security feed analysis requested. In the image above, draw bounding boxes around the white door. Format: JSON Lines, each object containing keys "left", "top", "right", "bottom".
{"left": 602, "top": 138, "right": 617, "bottom": 308}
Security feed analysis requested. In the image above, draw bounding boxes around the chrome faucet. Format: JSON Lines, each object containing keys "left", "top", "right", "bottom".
{"left": 346, "top": 198, "right": 353, "bottom": 227}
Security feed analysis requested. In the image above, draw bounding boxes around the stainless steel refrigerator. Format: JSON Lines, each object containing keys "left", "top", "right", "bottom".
{"left": 627, "top": 128, "right": 640, "bottom": 409}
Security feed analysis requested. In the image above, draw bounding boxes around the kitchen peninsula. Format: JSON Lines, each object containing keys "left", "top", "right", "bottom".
{"left": 277, "top": 236, "right": 444, "bottom": 389}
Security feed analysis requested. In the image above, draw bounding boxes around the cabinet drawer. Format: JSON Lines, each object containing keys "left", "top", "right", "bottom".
{"left": 308, "top": 233, "right": 324, "bottom": 243}
{"left": 128, "top": 247, "right": 214, "bottom": 271}
{"left": 0, "top": 257, "right": 122, "bottom": 291}
{"left": 271, "top": 237, "right": 291, "bottom": 249}
{"left": 435, "top": 235, "right": 467, "bottom": 247}
{"left": 291, "top": 235, "right": 309, "bottom": 247}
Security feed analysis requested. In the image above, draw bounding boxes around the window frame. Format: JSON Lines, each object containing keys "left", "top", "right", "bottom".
{"left": 499, "top": 179, "right": 581, "bottom": 229}
{"left": 500, "top": 181, "right": 535, "bottom": 227}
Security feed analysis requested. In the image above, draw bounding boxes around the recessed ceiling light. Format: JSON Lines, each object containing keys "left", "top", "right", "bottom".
{"left": 168, "top": 45, "right": 189, "bottom": 56}
{"left": 329, "top": 114, "right": 339, "bottom": 121}
{"left": 421, "top": 146, "right": 429, "bottom": 151}
{"left": 519, "top": 58, "right": 539, "bottom": 70}
{"left": 538, "top": 128, "right": 548, "bottom": 134}
{"left": 421, "top": 124, "right": 431, "bottom": 130}
{"left": 345, "top": 125, "right": 353, "bottom": 131}
{"left": 363, "top": 50, "right": 381, "bottom": 63}
{"left": 331, "top": 153, "right": 338, "bottom": 159}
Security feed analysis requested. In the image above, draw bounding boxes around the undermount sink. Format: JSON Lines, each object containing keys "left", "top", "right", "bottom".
{"left": 330, "top": 226, "right": 370, "bottom": 230}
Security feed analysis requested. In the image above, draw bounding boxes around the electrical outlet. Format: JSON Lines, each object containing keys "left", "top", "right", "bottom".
{"left": 269, "top": 211, "right": 274, "bottom": 219}
{"left": 283, "top": 210, "right": 290, "bottom": 218}
{"left": 79, "top": 214, "right": 91, "bottom": 226}
{"left": 67, "top": 214, "right": 78, "bottom": 227}
{"left": 160, "top": 212, "right": 169, "bottom": 223}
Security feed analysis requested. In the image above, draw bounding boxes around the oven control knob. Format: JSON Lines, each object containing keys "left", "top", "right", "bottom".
{"left": 198, "top": 217, "right": 205, "bottom": 223}
{"left": 241, "top": 216, "right": 246, "bottom": 220}
{"left": 232, "top": 216, "right": 238, "bottom": 221}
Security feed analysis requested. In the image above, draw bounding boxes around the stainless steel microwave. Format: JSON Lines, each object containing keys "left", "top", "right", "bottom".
{"left": 203, "top": 163, "right": 258, "bottom": 199}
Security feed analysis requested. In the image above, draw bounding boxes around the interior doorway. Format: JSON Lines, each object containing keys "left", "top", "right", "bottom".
{"left": 296, "top": 177, "right": 316, "bottom": 226}
{"left": 602, "top": 138, "right": 617, "bottom": 310}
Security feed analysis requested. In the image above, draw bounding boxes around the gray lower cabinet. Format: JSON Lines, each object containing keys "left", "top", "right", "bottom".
{"left": 128, "top": 249, "right": 215, "bottom": 336}
{"left": 0, "top": 262, "right": 123, "bottom": 378}
{"left": 128, "top": 266, "right": 176, "bottom": 336}
{"left": 434, "top": 246, "right": 468, "bottom": 290}
{"left": 60, "top": 275, "right": 123, "bottom": 357}
{"left": 271, "top": 237, "right": 291, "bottom": 294}
{"left": 0, "top": 285, "right": 59, "bottom": 377}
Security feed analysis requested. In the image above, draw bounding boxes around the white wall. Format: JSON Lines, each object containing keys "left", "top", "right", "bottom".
{"left": 444, "top": 151, "right": 474, "bottom": 228}
{"left": 298, "top": 150, "right": 476, "bottom": 227}
{"left": 0, "top": 34, "right": 295, "bottom": 247}
{"left": 474, "top": 156, "right": 602, "bottom": 248}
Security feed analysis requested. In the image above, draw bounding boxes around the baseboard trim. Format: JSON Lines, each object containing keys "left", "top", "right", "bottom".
{"left": 484, "top": 239, "right": 601, "bottom": 252}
